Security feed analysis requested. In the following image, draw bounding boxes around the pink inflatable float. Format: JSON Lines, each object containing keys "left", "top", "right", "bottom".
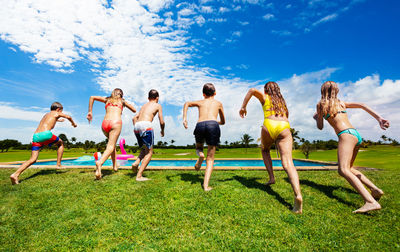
{"left": 116, "top": 138, "right": 135, "bottom": 160}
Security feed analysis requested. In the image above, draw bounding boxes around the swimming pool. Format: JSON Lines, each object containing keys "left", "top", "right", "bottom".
{"left": 34, "top": 158, "right": 325, "bottom": 167}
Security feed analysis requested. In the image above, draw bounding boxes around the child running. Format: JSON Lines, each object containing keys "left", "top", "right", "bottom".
{"left": 131, "top": 89, "right": 165, "bottom": 181}
{"left": 314, "top": 81, "right": 389, "bottom": 213}
{"left": 183, "top": 83, "right": 225, "bottom": 191}
{"left": 240, "top": 82, "right": 303, "bottom": 214}
{"left": 87, "top": 88, "right": 136, "bottom": 180}
{"left": 10, "top": 102, "right": 77, "bottom": 185}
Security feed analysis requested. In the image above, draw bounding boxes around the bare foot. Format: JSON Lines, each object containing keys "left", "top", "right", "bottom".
{"left": 95, "top": 161, "right": 102, "bottom": 180}
{"left": 136, "top": 176, "right": 150, "bottom": 181}
{"left": 56, "top": 165, "right": 66, "bottom": 170}
{"left": 10, "top": 174, "right": 19, "bottom": 185}
{"left": 203, "top": 186, "right": 213, "bottom": 192}
{"left": 131, "top": 162, "right": 139, "bottom": 173}
{"left": 195, "top": 150, "right": 204, "bottom": 171}
{"left": 371, "top": 188, "right": 384, "bottom": 201}
{"left": 292, "top": 196, "right": 303, "bottom": 214}
{"left": 113, "top": 166, "right": 118, "bottom": 172}
{"left": 353, "top": 201, "right": 381, "bottom": 214}
{"left": 266, "top": 178, "right": 275, "bottom": 186}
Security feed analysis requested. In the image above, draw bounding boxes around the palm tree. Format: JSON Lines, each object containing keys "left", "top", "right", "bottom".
{"left": 71, "top": 137, "right": 77, "bottom": 148}
{"left": 381, "top": 135, "right": 388, "bottom": 143}
{"left": 170, "top": 139, "right": 175, "bottom": 146}
{"left": 241, "top": 134, "right": 254, "bottom": 152}
{"left": 290, "top": 128, "right": 300, "bottom": 149}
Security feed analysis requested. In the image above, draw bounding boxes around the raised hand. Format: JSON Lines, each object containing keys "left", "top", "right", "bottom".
{"left": 379, "top": 118, "right": 390, "bottom": 130}
{"left": 239, "top": 107, "right": 247, "bottom": 118}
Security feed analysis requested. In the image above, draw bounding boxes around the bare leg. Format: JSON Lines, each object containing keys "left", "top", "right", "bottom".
{"left": 261, "top": 126, "right": 275, "bottom": 185}
{"left": 349, "top": 146, "right": 384, "bottom": 200}
{"left": 337, "top": 134, "right": 380, "bottom": 213}
{"left": 10, "top": 150, "right": 40, "bottom": 185}
{"left": 136, "top": 146, "right": 152, "bottom": 181}
{"left": 132, "top": 148, "right": 146, "bottom": 173}
{"left": 96, "top": 126, "right": 121, "bottom": 180}
{"left": 111, "top": 148, "right": 118, "bottom": 171}
{"left": 276, "top": 129, "right": 303, "bottom": 214}
{"left": 203, "top": 145, "right": 216, "bottom": 191}
{"left": 56, "top": 140, "right": 64, "bottom": 169}
{"left": 195, "top": 143, "right": 205, "bottom": 170}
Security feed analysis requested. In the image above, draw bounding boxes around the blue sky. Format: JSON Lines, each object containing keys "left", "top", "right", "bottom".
{"left": 0, "top": 0, "right": 399, "bottom": 145}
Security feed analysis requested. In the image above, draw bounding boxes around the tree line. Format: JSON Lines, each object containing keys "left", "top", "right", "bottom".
{"left": 0, "top": 131, "right": 398, "bottom": 155}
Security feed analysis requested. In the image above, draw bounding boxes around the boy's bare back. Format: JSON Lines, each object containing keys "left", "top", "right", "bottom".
{"left": 135, "top": 101, "right": 162, "bottom": 122}
{"left": 35, "top": 111, "right": 69, "bottom": 133}
{"left": 189, "top": 98, "right": 224, "bottom": 122}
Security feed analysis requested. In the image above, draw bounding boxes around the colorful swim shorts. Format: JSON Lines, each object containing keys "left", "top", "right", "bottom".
{"left": 31, "top": 130, "right": 59, "bottom": 151}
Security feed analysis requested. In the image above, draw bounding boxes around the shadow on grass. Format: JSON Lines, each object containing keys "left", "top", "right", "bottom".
{"left": 233, "top": 175, "right": 292, "bottom": 210}
{"left": 166, "top": 173, "right": 203, "bottom": 185}
{"left": 20, "top": 169, "right": 68, "bottom": 183}
{"left": 298, "top": 179, "right": 358, "bottom": 207}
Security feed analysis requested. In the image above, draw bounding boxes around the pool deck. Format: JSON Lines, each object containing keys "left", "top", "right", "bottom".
{"left": 0, "top": 157, "right": 376, "bottom": 171}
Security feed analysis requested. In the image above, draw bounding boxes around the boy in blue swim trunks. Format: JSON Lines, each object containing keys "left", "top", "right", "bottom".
{"left": 131, "top": 89, "right": 165, "bottom": 181}
{"left": 183, "top": 83, "right": 225, "bottom": 191}
{"left": 10, "top": 102, "right": 77, "bottom": 185}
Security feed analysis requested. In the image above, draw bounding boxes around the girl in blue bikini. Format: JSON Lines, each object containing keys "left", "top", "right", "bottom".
{"left": 314, "top": 81, "right": 389, "bottom": 213}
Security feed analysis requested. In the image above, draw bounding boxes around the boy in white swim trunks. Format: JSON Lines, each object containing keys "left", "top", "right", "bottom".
{"left": 10, "top": 102, "right": 77, "bottom": 185}
{"left": 183, "top": 83, "right": 225, "bottom": 191}
{"left": 131, "top": 89, "right": 165, "bottom": 181}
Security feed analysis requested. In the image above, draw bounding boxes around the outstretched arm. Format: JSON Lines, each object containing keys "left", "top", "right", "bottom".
{"left": 58, "top": 113, "right": 77, "bottom": 128}
{"left": 87, "top": 96, "right": 106, "bottom": 123}
{"left": 345, "top": 102, "right": 390, "bottom": 129}
{"left": 124, "top": 101, "right": 137, "bottom": 113}
{"left": 314, "top": 103, "right": 324, "bottom": 130}
{"left": 182, "top": 101, "right": 199, "bottom": 129}
{"left": 239, "top": 88, "right": 265, "bottom": 118}
{"left": 158, "top": 105, "right": 165, "bottom": 137}
{"left": 218, "top": 103, "right": 225, "bottom": 125}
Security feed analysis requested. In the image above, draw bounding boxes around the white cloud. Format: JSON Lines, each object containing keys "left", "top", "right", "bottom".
{"left": 271, "top": 30, "right": 292, "bottom": 36}
{"left": 8, "top": 47, "right": 17, "bottom": 52}
{"left": 178, "top": 8, "right": 196, "bottom": 16}
{"left": 195, "top": 15, "right": 206, "bottom": 26}
{"left": 200, "top": 6, "right": 214, "bottom": 13}
{"left": 208, "top": 18, "right": 227, "bottom": 23}
{"left": 262, "top": 13, "right": 274, "bottom": 20}
{"left": 236, "top": 64, "right": 249, "bottom": 69}
{"left": 312, "top": 13, "right": 338, "bottom": 26}
{"left": 238, "top": 21, "right": 249, "bottom": 26}
{"left": 232, "top": 31, "right": 242, "bottom": 37}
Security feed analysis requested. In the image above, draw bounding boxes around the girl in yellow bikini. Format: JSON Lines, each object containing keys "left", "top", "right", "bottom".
{"left": 314, "top": 81, "right": 389, "bottom": 213}
{"left": 240, "top": 81, "right": 303, "bottom": 214}
{"left": 87, "top": 88, "right": 136, "bottom": 180}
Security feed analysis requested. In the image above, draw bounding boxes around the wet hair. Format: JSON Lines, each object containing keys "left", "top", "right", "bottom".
{"left": 50, "top": 102, "right": 63, "bottom": 111}
{"left": 203, "top": 83, "right": 216, "bottom": 97}
{"left": 106, "top": 88, "right": 124, "bottom": 105}
{"left": 148, "top": 89, "right": 159, "bottom": 100}
{"left": 264, "top": 81, "right": 289, "bottom": 117}
{"left": 318, "top": 81, "right": 343, "bottom": 118}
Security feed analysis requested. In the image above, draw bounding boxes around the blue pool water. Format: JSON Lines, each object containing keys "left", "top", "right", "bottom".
{"left": 35, "top": 157, "right": 323, "bottom": 167}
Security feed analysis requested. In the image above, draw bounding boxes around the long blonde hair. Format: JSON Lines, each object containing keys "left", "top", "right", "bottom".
{"left": 319, "top": 81, "right": 343, "bottom": 117}
{"left": 264, "top": 81, "right": 289, "bottom": 118}
{"left": 106, "top": 88, "right": 124, "bottom": 105}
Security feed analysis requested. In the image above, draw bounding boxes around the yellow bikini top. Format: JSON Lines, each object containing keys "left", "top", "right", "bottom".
{"left": 262, "top": 94, "right": 275, "bottom": 118}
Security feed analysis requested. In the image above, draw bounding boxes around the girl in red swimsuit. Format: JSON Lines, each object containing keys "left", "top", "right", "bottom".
{"left": 87, "top": 88, "right": 137, "bottom": 179}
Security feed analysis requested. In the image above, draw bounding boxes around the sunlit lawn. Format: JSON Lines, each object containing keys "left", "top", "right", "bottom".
{"left": 0, "top": 146, "right": 399, "bottom": 250}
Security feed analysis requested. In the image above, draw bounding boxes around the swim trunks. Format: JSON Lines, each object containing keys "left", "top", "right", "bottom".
{"left": 193, "top": 120, "right": 220, "bottom": 146}
{"left": 31, "top": 130, "right": 59, "bottom": 151}
{"left": 102, "top": 119, "right": 122, "bottom": 133}
{"left": 134, "top": 121, "right": 154, "bottom": 149}
{"left": 337, "top": 128, "right": 362, "bottom": 145}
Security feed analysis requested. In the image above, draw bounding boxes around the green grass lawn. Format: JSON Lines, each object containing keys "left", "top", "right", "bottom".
{"left": 1, "top": 146, "right": 399, "bottom": 250}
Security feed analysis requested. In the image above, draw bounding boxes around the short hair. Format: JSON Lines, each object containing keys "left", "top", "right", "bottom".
{"left": 203, "top": 83, "right": 215, "bottom": 97}
{"left": 148, "top": 89, "right": 159, "bottom": 100}
{"left": 50, "top": 102, "right": 63, "bottom": 111}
